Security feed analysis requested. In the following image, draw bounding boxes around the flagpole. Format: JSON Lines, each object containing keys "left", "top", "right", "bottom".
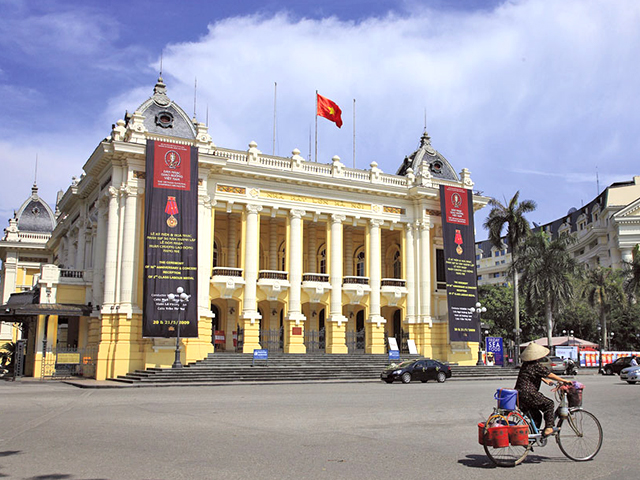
{"left": 353, "top": 98, "right": 356, "bottom": 169}
{"left": 273, "top": 82, "right": 277, "bottom": 155}
{"left": 314, "top": 91, "right": 319, "bottom": 162}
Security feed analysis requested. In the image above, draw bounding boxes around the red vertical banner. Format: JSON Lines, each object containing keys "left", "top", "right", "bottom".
{"left": 439, "top": 185, "right": 479, "bottom": 343}
{"left": 143, "top": 141, "right": 199, "bottom": 338}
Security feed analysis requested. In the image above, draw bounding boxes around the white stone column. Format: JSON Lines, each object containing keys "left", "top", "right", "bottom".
{"left": 67, "top": 233, "right": 77, "bottom": 269}
{"left": 119, "top": 186, "right": 139, "bottom": 314}
{"left": 103, "top": 187, "right": 121, "bottom": 306}
{"left": 404, "top": 224, "right": 416, "bottom": 323}
{"left": 75, "top": 220, "right": 86, "bottom": 270}
{"left": 419, "top": 220, "right": 433, "bottom": 324}
{"left": 241, "top": 204, "right": 262, "bottom": 323}
{"left": 198, "top": 194, "right": 214, "bottom": 316}
{"left": 368, "top": 218, "right": 384, "bottom": 320}
{"left": 92, "top": 199, "right": 108, "bottom": 308}
{"left": 330, "top": 214, "right": 346, "bottom": 319}
{"left": 287, "top": 209, "right": 306, "bottom": 322}
{"left": 327, "top": 214, "right": 348, "bottom": 353}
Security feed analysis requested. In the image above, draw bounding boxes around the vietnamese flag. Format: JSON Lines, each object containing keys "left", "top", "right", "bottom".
{"left": 317, "top": 93, "right": 343, "bottom": 128}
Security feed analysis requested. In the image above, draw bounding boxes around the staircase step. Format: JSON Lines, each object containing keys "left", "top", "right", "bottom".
{"left": 113, "top": 352, "right": 518, "bottom": 385}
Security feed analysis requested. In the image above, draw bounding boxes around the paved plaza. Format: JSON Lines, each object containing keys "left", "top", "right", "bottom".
{"left": 0, "top": 374, "right": 637, "bottom": 479}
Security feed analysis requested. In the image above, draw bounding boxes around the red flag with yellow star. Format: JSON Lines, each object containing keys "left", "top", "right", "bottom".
{"left": 316, "top": 93, "right": 343, "bottom": 128}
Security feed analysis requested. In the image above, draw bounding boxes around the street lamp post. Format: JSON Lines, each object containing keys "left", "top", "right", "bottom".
{"left": 168, "top": 286, "right": 190, "bottom": 369}
{"left": 470, "top": 302, "right": 487, "bottom": 366}
{"left": 513, "top": 327, "right": 522, "bottom": 367}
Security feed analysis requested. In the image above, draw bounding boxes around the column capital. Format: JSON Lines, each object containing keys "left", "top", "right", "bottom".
{"left": 107, "top": 186, "right": 120, "bottom": 198}
{"left": 121, "top": 185, "right": 142, "bottom": 197}
{"left": 331, "top": 213, "right": 346, "bottom": 224}
{"left": 290, "top": 209, "right": 306, "bottom": 219}
{"left": 418, "top": 220, "right": 434, "bottom": 231}
{"left": 246, "top": 204, "right": 263, "bottom": 214}
{"left": 369, "top": 218, "right": 384, "bottom": 228}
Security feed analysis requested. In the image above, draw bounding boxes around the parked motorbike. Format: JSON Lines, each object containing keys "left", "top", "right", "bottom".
{"left": 564, "top": 358, "right": 578, "bottom": 375}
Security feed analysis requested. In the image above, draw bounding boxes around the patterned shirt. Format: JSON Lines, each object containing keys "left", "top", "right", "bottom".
{"left": 515, "top": 361, "right": 551, "bottom": 398}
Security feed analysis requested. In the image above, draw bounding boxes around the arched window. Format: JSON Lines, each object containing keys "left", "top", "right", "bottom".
{"left": 356, "top": 250, "right": 366, "bottom": 277}
{"left": 393, "top": 249, "right": 401, "bottom": 278}
{"left": 318, "top": 246, "right": 327, "bottom": 274}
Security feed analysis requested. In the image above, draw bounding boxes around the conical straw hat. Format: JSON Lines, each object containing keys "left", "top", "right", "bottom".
{"left": 521, "top": 342, "right": 550, "bottom": 362}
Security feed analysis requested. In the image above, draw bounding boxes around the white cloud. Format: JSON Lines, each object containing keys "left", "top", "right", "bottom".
{"left": 2, "top": 0, "right": 640, "bottom": 233}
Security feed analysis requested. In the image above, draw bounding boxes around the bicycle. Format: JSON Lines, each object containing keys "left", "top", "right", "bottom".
{"left": 479, "top": 383, "right": 603, "bottom": 467}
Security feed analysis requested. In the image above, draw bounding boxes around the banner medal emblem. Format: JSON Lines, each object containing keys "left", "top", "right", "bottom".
{"left": 165, "top": 196, "right": 179, "bottom": 227}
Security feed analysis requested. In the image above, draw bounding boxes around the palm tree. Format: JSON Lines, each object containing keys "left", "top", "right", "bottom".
{"left": 582, "top": 267, "right": 623, "bottom": 353}
{"left": 483, "top": 191, "right": 536, "bottom": 364}
{"left": 515, "top": 231, "right": 578, "bottom": 352}
{"left": 622, "top": 244, "right": 640, "bottom": 303}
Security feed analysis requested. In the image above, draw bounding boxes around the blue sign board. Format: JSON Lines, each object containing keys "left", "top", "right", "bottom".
{"left": 388, "top": 350, "right": 400, "bottom": 361}
{"left": 253, "top": 349, "right": 268, "bottom": 359}
{"left": 485, "top": 337, "right": 504, "bottom": 366}
{"left": 252, "top": 349, "right": 268, "bottom": 366}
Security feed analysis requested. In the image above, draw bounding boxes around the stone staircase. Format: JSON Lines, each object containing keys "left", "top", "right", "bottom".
{"left": 112, "top": 352, "right": 518, "bottom": 385}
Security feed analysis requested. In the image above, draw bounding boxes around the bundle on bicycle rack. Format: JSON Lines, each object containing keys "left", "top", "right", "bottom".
{"left": 478, "top": 388, "right": 528, "bottom": 448}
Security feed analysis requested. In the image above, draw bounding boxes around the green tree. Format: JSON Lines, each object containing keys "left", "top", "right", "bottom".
{"left": 582, "top": 267, "right": 624, "bottom": 351}
{"left": 515, "top": 231, "right": 578, "bottom": 351}
{"left": 482, "top": 191, "right": 536, "bottom": 363}
{"left": 622, "top": 244, "right": 640, "bottom": 303}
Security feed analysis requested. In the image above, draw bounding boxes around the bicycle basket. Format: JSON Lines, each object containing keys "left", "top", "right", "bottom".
{"left": 567, "top": 387, "right": 583, "bottom": 407}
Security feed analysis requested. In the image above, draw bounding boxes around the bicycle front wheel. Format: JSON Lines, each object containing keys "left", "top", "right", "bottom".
{"left": 556, "top": 409, "right": 603, "bottom": 461}
{"left": 483, "top": 412, "right": 531, "bottom": 467}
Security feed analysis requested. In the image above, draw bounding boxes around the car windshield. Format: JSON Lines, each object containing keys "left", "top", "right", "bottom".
{"left": 395, "top": 361, "right": 415, "bottom": 368}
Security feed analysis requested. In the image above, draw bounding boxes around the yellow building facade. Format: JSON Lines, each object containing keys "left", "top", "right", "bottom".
{"left": 0, "top": 78, "right": 488, "bottom": 380}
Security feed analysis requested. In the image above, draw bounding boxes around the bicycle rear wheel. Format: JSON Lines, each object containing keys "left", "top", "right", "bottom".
{"left": 556, "top": 409, "right": 603, "bottom": 461}
{"left": 483, "top": 412, "right": 531, "bottom": 467}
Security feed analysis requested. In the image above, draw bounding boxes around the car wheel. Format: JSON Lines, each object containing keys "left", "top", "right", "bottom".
{"left": 401, "top": 372, "right": 412, "bottom": 384}
{"left": 627, "top": 381, "right": 636, "bottom": 385}
{"left": 605, "top": 367, "right": 613, "bottom": 375}
{"left": 436, "top": 371, "right": 447, "bottom": 383}
{"left": 384, "top": 379, "right": 393, "bottom": 384}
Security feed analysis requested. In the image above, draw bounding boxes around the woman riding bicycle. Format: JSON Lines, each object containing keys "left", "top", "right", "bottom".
{"left": 515, "top": 343, "right": 573, "bottom": 437}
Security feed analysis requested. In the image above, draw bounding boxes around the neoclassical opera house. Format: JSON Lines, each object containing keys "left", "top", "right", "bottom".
{"left": 0, "top": 78, "right": 488, "bottom": 380}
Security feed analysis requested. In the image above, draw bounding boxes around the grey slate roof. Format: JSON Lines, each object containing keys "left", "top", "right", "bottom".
{"left": 396, "top": 131, "right": 459, "bottom": 181}
{"left": 15, "top": 184, "right": 56, "bottom": 233}
{"left": 127, "top": 76, "right": 197, "bottom": 140}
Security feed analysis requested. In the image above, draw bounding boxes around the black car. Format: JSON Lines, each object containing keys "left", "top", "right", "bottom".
{"left": 602, "top": 356, "right": 640, "bottom": 375}
{"left": 381, "top": 358, "right": 452, "bottom": 384}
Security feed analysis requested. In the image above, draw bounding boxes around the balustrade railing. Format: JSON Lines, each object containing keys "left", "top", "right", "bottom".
{"left": 381, "top": 279, "right": 406, "bottom": 287}
{"left": 258, "top": 270, "right": 288, "bottom": 280}
{"left": 343, "top": 276, "right": 369, "bottom": 285}
{"left": 212, "top": 267, "right": 243, "bottom": 277}
{"left": 302, "top": 273, "right": 330, "bottom": 282}
{"left": 60, "top": 269, "right": 84, "bottom": 279}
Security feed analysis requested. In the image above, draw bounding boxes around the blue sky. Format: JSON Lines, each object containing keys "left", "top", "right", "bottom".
{"left": 1, "top": 0, "right": 639, "bottom": 240}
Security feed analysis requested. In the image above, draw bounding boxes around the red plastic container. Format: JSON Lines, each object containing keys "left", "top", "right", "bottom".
{"left": 509, "top": 425, "right": 529, "bottom": 446}
{"left": 488, "top": 425, "right": 510, "bottom": 448}
{"left": 478, "top": 423, "right": 489, "bottom": 446}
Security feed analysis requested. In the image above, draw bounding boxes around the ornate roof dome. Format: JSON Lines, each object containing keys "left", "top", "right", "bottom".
{"left": 126, "top": 76, "right": 197, "bottom": 140}
{"left": 396, "top": 131, "right": 459, "bottom": 182}
{"left": 15, "top": 183, "right": 56, "bottom": 233}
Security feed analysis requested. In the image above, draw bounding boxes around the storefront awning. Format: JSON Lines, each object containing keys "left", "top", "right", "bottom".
{"left": 0, "top": 288, "right": 92, "bottom": 321}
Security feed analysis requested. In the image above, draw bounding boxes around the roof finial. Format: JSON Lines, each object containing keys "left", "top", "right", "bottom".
{"left": 160, "top": 51, "right": 163, "bottom": 77}
{"left": 32, "top": 154, "right": 39, "bottom": 196}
